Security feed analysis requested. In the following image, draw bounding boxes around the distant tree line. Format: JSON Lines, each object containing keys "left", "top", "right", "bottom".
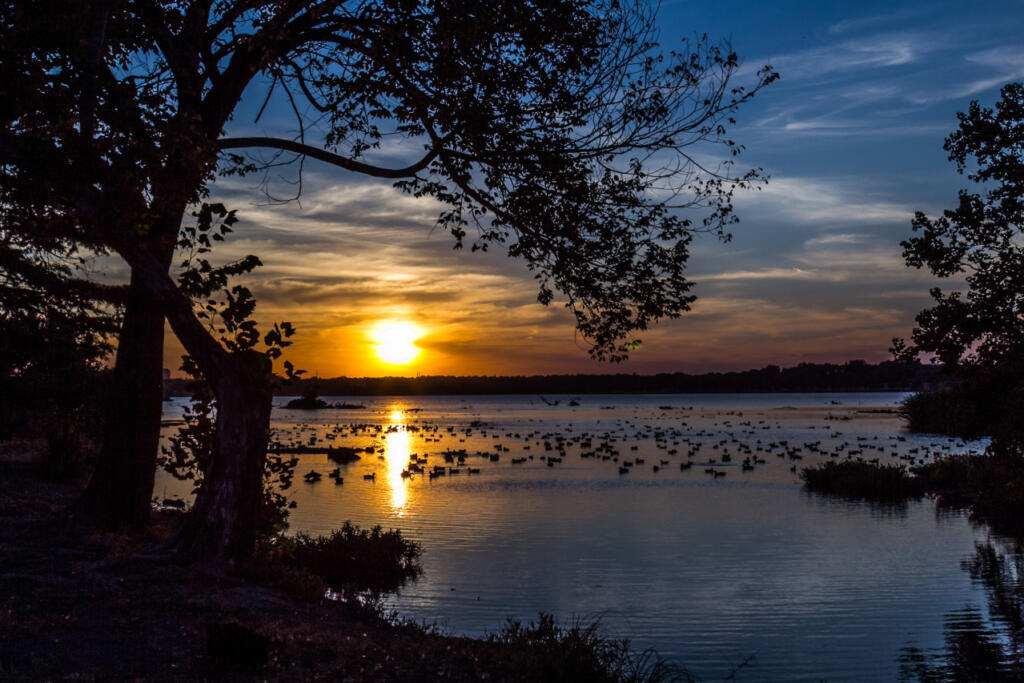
{"left": 194, "top": 360, "right": 945, "bottom": 398}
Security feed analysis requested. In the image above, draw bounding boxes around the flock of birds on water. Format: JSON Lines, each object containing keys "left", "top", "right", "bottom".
{"left": 257, "top": 401, "right": 984, "bottom": 491}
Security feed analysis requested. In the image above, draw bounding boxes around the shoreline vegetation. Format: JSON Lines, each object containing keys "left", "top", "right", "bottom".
{"left": 0, "top": 462, "right": 692, "bottom": 681}
{"left": 161, "top": 360, "right": 946, "bottom": 399}
{"left": 801, "top": 448, "right": 1024, "bottom": 538}
{"left": 802, "top": 377, "right": 1024, "bottom": 538}
{"left": 2, "top": 389, "right": 1016, "bottom": 679}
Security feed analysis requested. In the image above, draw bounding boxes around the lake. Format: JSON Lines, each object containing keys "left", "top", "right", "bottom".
{"left": 158, "top": 392, "right": 1005, "bottom": 681}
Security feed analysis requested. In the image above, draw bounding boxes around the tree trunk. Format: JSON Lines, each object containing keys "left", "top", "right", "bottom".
{"left": 76, "top": 268, "right": 165, "bottom": 530}
{"left": 172, "top": 351, "right": 273, "bottom": 565}
{"left": 110, "top": 239, "right": 277, "bottom": 566}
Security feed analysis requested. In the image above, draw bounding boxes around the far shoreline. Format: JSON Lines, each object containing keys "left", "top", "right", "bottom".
{"left": 160, "top": 359, "right": 943, "bottom": 398}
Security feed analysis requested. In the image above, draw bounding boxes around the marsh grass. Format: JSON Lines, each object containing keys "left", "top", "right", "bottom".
{"left": 487, "top": 613, "right": 695, "bottom": 683}
{"left": 801, "top": 460, "right": 924, "bottom": 501}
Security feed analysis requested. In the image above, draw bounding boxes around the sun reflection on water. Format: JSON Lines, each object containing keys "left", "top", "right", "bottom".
{"left": 384, "top": 408, "right": 411, "bottom": 513}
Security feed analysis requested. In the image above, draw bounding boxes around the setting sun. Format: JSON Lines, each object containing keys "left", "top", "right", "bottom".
{"left": 370, "top": 321, "right": 424, "bottom": 365}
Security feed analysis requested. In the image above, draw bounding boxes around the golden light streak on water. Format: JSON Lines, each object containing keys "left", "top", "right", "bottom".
{"left": 384, "top": 408, "right": 411, "bottom": 513}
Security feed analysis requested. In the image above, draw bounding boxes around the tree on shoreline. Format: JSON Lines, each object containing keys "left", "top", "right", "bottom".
{"left": 4, "top": 0, "right": 776, "bottom": 562}
{"left": 896, "top": 81, "right": 1024, "bottom": 445}
{"left": 0, "top": 230, "right": 123, "bottom": 476}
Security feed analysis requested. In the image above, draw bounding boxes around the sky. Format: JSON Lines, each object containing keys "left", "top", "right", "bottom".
{"left": 160, "top": 0, "right": 1024, "bottom": 378}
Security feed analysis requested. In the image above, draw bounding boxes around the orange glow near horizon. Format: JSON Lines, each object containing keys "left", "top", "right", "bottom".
{"left": 157, "top": 288, "right": 910, "bottom": 379}
{"left": 370, "top": 321, "right": 424, "bottom": 366}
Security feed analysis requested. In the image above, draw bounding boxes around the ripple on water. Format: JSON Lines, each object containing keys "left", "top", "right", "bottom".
{"left": 157, "top": 393, "right": 993, "bottom": 681}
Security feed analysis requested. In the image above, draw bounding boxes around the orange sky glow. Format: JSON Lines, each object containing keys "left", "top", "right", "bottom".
{"left": 157, "top": 174, "right": 948, "bottom": 379}
{"left": 149, "top": 1, "right": 1020, "bottom": 380}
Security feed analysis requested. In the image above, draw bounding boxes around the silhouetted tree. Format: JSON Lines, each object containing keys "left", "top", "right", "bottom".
{"left": 3, "top": 0, "right": 776, "bottom": 561}
{"left": 0, "top": 224, "right": 122, "bottom": 477}
{"left": 895, "top": 81, "right": 1024, "bottom": 444}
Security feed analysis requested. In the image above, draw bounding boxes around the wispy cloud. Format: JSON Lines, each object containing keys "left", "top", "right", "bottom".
{"left": 827, "top": 8, "right": 925, "bottom": 35}
{"left": 803, "top": 233, "right": 869, "bottom": 247}
{"left": 763, "top": 33, "right": 930, "bottom": 81}
{"left": 696, "top": 267, "right": 825, "bottom": 282}
{"left": 737, "top": 176, "right": 914, "bottom": 226}
{"left": 957, "top": 46, "right": 1024, "bottom": 96}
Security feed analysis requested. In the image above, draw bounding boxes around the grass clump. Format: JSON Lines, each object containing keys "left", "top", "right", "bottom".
{"left": 487, "top": 613, "right": 694, "bottom": 683}
{"left": 245, "top": 522, "right": 422, "bottom": 600}
{"left": 801, "top": 460, "right": 924, "bottom": 501}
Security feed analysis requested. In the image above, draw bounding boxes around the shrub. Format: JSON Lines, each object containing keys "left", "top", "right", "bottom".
{"left": 801, "top": 460, "right": 923, "bottom": 501}
{"left": 249, "top": 522, "right": 422, "bottom": 600}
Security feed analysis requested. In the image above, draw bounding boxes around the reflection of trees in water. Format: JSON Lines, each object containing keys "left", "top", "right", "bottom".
{"left": 802, "top": 490, "right": 912, "bottom": 520}
{"left": 967, "top": 541, "right": 1024, "bottom": 662}
{"left": 899, "top": 540, "right": 1024, "bottom": 681}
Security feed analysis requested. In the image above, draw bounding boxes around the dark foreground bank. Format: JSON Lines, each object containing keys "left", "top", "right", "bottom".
{"left": 0, "top": 466, "right": 688, "bottom": 682}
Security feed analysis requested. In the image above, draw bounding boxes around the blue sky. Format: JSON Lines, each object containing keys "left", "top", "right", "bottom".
{"left": 167, "top": 1, "right": 1024, "bottom": 377}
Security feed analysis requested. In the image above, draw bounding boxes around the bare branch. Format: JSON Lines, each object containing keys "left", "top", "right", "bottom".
{"left": 217, "top": 136, "right": 437, "bottom": 178}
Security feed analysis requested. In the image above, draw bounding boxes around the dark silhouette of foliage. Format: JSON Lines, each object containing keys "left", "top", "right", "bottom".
{"left": 159, "top": 203, "right": 302, "bottom": 536}
{"left": 0, "top": 225, "right": 122, "bottom": 478}
{"left": 174, "top": 203, "right": 302, "bottom": 373}
{"left": 895, "top": 82, "right": 1024, "bottom": 444}
{"left": 897, "top": 82, "right": 1024, "bottom": 371}
{"left": 249, "top": 522, "right": 422, "bottom": 598}
{"left": 3, "top": 0, "right": 775, "bottom": 560}
{"left": 803, "top": 441, "right": 1024, "bottom": 539}
{"left": 801, "top": 460, "right": 924, "bottom": 502}
{"left": 899, "top": 368, "right": 1021, "bottom": 439}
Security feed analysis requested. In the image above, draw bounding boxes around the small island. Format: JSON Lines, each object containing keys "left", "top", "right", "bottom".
{"left": 284, "top": 395, "right": 329, "bottom": 410}
{"left": 284, "top": 393, "right": 366, "bottom": 410}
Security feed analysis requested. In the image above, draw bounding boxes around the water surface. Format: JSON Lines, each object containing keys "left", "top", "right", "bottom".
{"left": 158, "top": 393, "right": 999, "bottom": 681}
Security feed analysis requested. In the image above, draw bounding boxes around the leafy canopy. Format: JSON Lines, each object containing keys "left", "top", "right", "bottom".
{"left": 3, "top": 0, "right": 777, "bottom": 363}
{"left": 896, "top": 81, "right": 1024, "bottom": 370}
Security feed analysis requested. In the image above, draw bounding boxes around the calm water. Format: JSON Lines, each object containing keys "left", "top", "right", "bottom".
{"left": 158, "top": 393, "right": 1004, "bottom": 681}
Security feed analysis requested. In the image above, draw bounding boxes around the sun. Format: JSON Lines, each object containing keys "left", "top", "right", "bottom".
{"left": 370, "top": 321, "right": 424, "bottom": 365}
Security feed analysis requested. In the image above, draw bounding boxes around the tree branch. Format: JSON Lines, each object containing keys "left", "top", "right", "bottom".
{"left": 217, "top": 137, "right": 437, "bottom": 178}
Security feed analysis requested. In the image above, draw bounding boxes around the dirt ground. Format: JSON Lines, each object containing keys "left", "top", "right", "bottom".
{"left": 0, "top": 466, "right": 535, "bottom": 681}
